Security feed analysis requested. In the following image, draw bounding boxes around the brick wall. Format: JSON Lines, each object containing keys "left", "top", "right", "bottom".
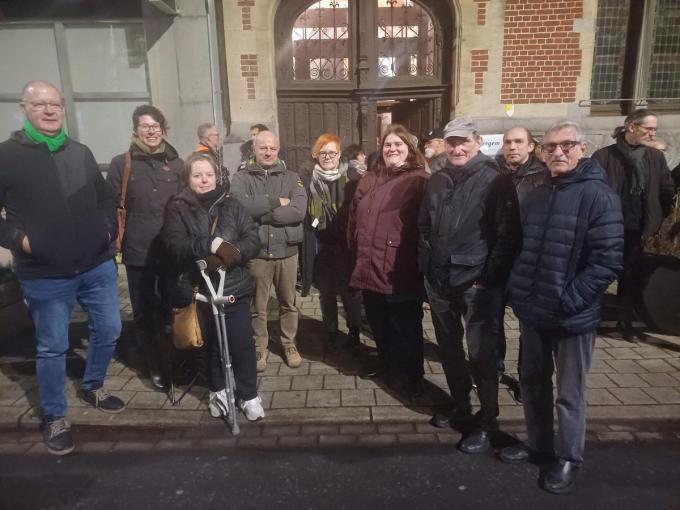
{"left": 474, "top": 0, "right": 487, "bottom": 26}
{"left": 237, "top": 0, "right": 254, "bottom": 31}
{"left": 500, "top": 0, "right": 583, "bottom": 104}
{"left": 471, "top": 49, "right": 489, "bottom": 95}
{"left": 240, "top": 54, "right": 258, "bottom": 100}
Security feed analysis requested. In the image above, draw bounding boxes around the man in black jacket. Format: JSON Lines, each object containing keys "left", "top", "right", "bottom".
{"left": 591, "top": 109, "right": 674, "bottom": 339}
{"left": 494, "top": 127, "right": 550, "bottom": 375}
{"left": 418, "top": 117, "right": 521, "bottom": 454}
{"left": 0, "top": 81, "right": 125, "bottom": 456}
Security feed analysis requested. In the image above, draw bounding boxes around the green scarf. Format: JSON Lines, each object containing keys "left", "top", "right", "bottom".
{"left": 23, "top": 120, "right": 66, "bottom": 153}
{"left": 131, "top": 135, "right": 167, "bottom": 156}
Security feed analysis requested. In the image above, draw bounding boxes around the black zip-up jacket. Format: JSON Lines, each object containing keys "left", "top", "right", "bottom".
{"left": 162, "top": 188, "right": 261, "bottom": 307}
{"left": 107, "top": 142, "right": 183, "bottom": 266}
{"left": 418, "top": 153, "right": 522, "bottom": 290}
{"left": 495, "top": 154, "right": 550, "bottom": 206}
{"left": 0, "top": 131, "right": 117, "bottom": 280}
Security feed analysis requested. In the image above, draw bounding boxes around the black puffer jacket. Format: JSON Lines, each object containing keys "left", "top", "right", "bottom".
{"left": 495, "top": 154, "right": 550, "bottom": 206}
{"left": 107, "top": 142, "right": 183, "bottom": 266}
{"left": 418, "top": 153, "right": 522, "bottom": 290}
{"left": 162, "top": 188, "right": 261, "bottom": 307}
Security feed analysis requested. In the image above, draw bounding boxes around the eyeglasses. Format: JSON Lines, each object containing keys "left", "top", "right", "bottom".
{"left": 318, "top": 151, "right": 339, "bottom": 159}
{"left": 635, "top": 125, "right": 658, "bottom": 134}
{"left": 541, "top": 141, "right": 582, "bottom": 154}
{"left": 138, "top": 123, "right": 162, "bottom": 133}
{"left": 24, "top": 101, "right": 64, "bottom": 112}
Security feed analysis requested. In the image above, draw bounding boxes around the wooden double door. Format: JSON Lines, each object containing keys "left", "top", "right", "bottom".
{"left": 274, "top": 0, "right": 454, "bottom": 170}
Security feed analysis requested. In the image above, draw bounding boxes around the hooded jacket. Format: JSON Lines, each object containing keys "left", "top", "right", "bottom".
{"left": 162, "top": 188, "right": 261, "bottom": 306}
{"left": 229, "top": 160, "right": 307, "bottom": 259}
{"left": 418, "top": 152, "right": 522, "bottom": 291}
{"left": 0, "top": 130, "right": 117, "bottom": 280}
{"left": 495, "top": 154, "right": 550, "bottom": 206}
{"left": 509, "top": 158, "right": 624, "bottom": 334}
{"left": 107, "top": 142, "right": 183, "bottom": 266}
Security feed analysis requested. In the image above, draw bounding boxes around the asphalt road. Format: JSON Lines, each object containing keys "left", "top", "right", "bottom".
{"left": 1, "top": 440, "right": 678, "bottom": 510}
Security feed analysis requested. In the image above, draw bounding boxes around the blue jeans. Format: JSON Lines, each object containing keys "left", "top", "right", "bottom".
{"left": 21, "top": 259, "right": 121, "bottom": 418}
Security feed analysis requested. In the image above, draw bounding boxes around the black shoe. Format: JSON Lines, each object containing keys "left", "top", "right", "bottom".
{"left": 359, "top": 365, "right": 386, "bottom": 380}
{"left": 430, "top": 404, "right": 473, "bottom": 429}
{"left": 499, "top": 443, "right": 555, "bottom": 464}
{"left": 150, "top": 373, "right": 167, "bottom": 391}
{"left": 617, "top": 320, "right": 638, "bottom": 343}
{"left": 542, "top": 458, "right": 580, "bottom": 495}
{"left": 40, "top": 417, "right": 74, "bottom": 456}
{"left": 81, "top": 387, "right": 126, "bottom": 414}
{"left": 459, "top": 428, "right": 491, "bottom": 454}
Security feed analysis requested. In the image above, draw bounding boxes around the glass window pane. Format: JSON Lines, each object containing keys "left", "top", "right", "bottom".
{"left": 64, "top": 24, "right": 148, "bottom": 93}
{"left": 648, "top": 0, "right": 680, "bottom": 102}
{"left": 0, "top": 102, "right": 25, "bottom": 141}
{"left": 292, "top": 1, "right": 350, "bottom": 81}
{"left": 590, "top": 0, "right": 630, "bottom": 101}
{"left": 0, "top": 26, "right": 61, "bottom": 94}
{"left": 376, "top": 0, "right": 435, "bottom": 78}
{"left": 73, "top": 101, "right": 139, "bottom": 164}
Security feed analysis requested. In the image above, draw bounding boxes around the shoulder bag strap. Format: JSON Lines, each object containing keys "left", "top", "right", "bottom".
{"left": 120, "top": 151, "right": 132, "bottom": 209}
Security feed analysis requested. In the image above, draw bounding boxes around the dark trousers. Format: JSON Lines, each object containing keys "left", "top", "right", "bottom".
{"left": 125, "top": 264, "right": 170, "bottom": 372}
{"left": 362, "top": 291, "right": 424, "bottom": 379}
{"left": 425, "top": 280, "right": 501, "bottom": 431}
{"left": 519, "top": 324, "right": 595, "bottom": 463}
{"left": 196, "top": 299, "right": 257, "bottom": 400}
{"left": 495, "top": 290, "right": 510, "bottom": 373}
{"left": 315, "top": 245, "right": 362, "bottom": 334}
{"left": 618, "top": 229, "right": 643, "bottom": 319}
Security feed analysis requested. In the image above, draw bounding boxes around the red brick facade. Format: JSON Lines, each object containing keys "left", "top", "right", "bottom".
{"left": 500, "top": 0, "right": 583, "bottom": 104}
{"left": 474, "top": 0, "right": 487, "bottom": 26}
{"left": 237, "top": 0, "right": 254, "bottom": 31}
{"left": 471, "top": 49, "right": 489, "bottom": 95}
{"left": 240, "top": 54, "right": 258, "bottom": 100}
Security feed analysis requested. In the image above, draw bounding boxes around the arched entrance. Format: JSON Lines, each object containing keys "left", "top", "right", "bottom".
{"left": 274, "top": 0, "right": 455, "bottom": 169}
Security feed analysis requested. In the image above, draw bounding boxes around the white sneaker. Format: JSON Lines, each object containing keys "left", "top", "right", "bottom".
{"left": 238, "top": 395, "right": 265, "bottom": 422}
{"left": 208, "top": 390, "right": 229, "bottom": 418}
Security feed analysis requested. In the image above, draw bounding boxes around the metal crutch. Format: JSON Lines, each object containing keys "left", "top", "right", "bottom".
{"left": 196, "top": 260, "right": 240, "bottom": 435}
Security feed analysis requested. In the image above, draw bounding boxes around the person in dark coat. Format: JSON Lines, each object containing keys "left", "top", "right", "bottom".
{"left": 502, "top": 120, "right": 623, "bottom": 495}
{"left": 494, "top": 127, "right": 550, "bottom": 376}
{"left": 107, "top": 105, "right": 183, "bottom": 390}
{"left": 162, "top": 152, "right": 264, "bottom": 422}
{"left": 347, "top": 124, "right": 429, "bottom": 397}
{"left": 418, "top": 117, "right": 522, "bottom": 454}
{"left": 591, "top": 109, "right": 674, "bottom": 339}
{"left": 300, "top": 134, "right": 363, "bottom": 351}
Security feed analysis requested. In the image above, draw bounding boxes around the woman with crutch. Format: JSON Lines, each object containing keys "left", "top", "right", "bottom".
{"left": 162, "top": 152, "right": 264, "bottom": 422}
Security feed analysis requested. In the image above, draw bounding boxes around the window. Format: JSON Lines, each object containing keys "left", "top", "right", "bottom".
{"left": 291, "top": 0, "right": 350, "bottom": 81}
{"left": 376, "top": 0, "right": 434, "bottom": 78}
{"left": 590, "top": 0, "right": 680, "bottom": 112}
{"left": 0, "top": 21, "right": 151, "bottom": 163}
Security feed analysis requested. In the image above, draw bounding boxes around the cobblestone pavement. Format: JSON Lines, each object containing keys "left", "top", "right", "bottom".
{"left": 1, "top": 268, "right": 679, "bottom": 451}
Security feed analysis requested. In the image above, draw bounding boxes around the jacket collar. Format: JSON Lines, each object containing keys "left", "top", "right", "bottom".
{"left": 129, "top": 139, "right": 180, "bottom": 161}
{"left": 243, "top": 160, "right": 286, "bottom": 175}
{"left": 10, "top": 129, "right": 71, "bottom": 152}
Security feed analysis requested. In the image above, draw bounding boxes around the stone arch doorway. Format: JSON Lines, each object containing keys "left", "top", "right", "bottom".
{"left": 274, "top": 0, "right": 455, "bottom": 169}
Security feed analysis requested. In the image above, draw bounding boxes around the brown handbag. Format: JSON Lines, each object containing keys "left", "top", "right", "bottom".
{"left": 171, "top": 295, "right": 204, "bottom": 350}
{"left": 115, "top": 151, "right": 132, "bottom": 254}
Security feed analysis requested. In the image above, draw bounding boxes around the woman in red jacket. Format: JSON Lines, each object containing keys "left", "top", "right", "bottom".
{"left": 347, "top": 124, "right": 429, "bottom": 396}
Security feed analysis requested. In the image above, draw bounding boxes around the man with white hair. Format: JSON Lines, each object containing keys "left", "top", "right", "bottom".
{"left": 503, "top": 120, "right": 623, "bottom": 494}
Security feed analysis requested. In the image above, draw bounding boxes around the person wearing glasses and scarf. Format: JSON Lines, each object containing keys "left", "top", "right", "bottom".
{"left": 591, "top": 109, "right": 674, "bottom": 340}
{"left": 301, "top": 134, "right": 363, "bottom": 351}
{"left": 107, "top": 105, "right": 184, "bottom": 391}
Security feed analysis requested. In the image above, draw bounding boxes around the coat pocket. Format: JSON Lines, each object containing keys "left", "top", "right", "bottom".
{"left": 284, "top": 224, "right": 303, "bottom": 245}
{"left": 448, "top": 253, "right": 486, "bottom": 289}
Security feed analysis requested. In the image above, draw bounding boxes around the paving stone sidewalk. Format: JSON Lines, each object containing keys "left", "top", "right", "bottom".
{"left": 1, "top": 268, "right": 679, "bottom": 446}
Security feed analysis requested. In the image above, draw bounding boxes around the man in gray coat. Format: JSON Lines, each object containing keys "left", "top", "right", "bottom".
{"left": 230, "top": 131, "right": 308, "bottom": 371}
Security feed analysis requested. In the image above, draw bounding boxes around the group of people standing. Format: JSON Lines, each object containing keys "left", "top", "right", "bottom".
{"left": 0, "top": 81, "right": 674, "bottom": 497}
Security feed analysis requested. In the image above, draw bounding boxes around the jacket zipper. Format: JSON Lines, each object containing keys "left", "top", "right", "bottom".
{"left": 530, "top": 184, "right": 557, "bottom": 296}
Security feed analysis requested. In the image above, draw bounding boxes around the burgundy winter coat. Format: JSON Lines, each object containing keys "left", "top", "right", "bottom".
{"left": 348, "top": 164, "right": 429, "bottom": 295}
